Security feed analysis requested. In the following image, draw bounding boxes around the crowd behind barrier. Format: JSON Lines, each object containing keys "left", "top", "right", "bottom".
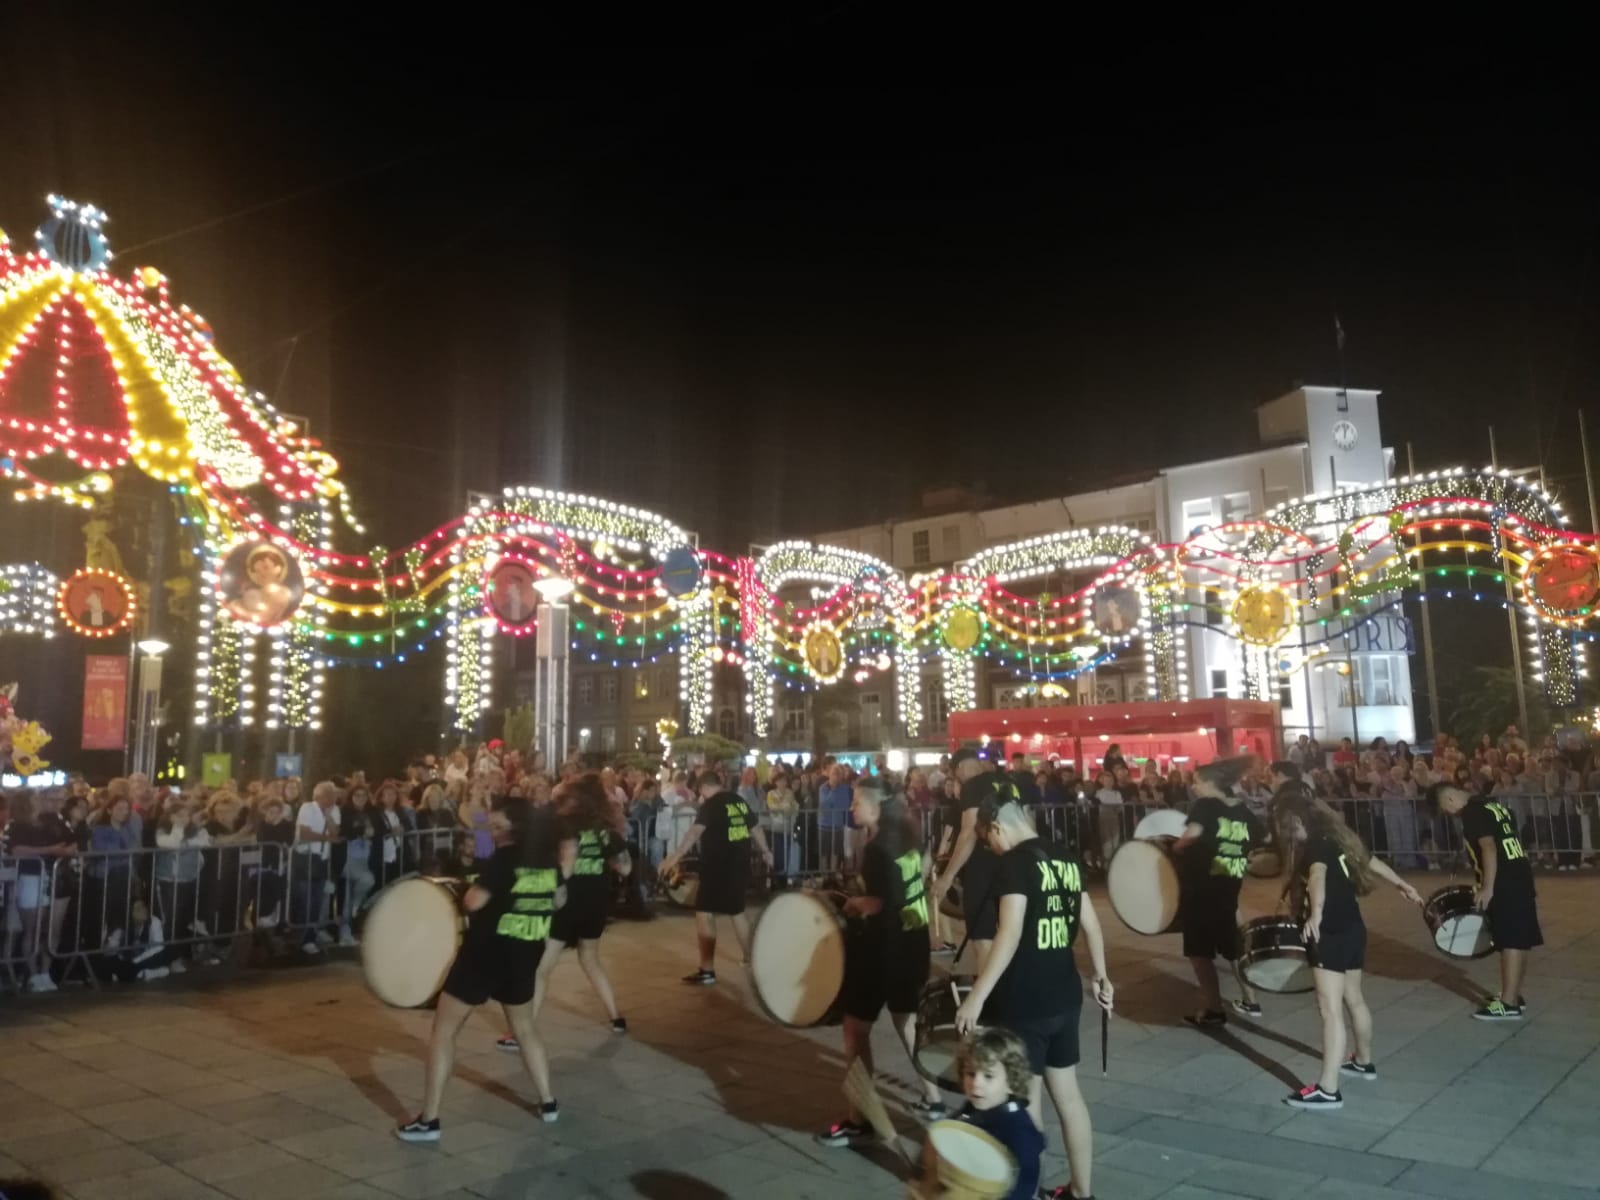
{"left": 3, "top": 723, "right": 1597, "bottom": 997}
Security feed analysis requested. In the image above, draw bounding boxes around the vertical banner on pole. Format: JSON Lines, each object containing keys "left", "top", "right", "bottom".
{"left": 82, "top": 654, "right": 129, "bottom": 750}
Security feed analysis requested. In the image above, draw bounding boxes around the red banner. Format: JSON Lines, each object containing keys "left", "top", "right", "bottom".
{"left": 82, "top": 654, "right": 127, "bottom": 751}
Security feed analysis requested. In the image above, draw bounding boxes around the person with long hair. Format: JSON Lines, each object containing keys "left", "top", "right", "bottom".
{"left": 1270, "top": 784, "right": 1422, "bottom": 1110}
{"left": 498, "top": 774, "right": 631, "bottom": 1053}
{"left": 815, "top": 780, "right": 945, "bottom": 1147}
{"left": 397, "top": 795, "right": 574, "bottom": 1143}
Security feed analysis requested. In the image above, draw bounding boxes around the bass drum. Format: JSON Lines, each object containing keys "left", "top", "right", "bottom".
{"left": 914, "top": 1119, "right": 1016, "bottom": 1200}
{"left": 1132, "top": 808, "right": 1188, "bottom": 840}
{"left": 912, "top": 973, "right": 974, "bottom": 1092}
{"left": 1107, "top": 839, "right": 1181, "bottom": 935}
{"left": 361, "top": 877, "right": 470, "bottom": 1008}
{"left": 749, "top": 890, "right": 848, "bottom": 1027}
{"left": 1236, "top": 916, "right": 1314, "bottom": 994}
{"left": 1424, "top": 885, "right": 1494, "bottom": 959}
{"left": 663, "top": 868, "right": 700, "bottom": 910}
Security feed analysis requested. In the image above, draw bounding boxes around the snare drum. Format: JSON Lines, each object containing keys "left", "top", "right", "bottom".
{"left": 916, "top": 1119, "right": 1016, "bottom": 1200}
{"left": 1423, "top": 885, "right": 1494, "bottom": 959}
{"left": 912, "top": 973, "right": 974, "bottom": 1091}
{"left": 1236, "top": 916, "right": 1314, "bottom": 994}
{"left": 1107, "top": 838, "right": 1182, "bottom": 935}
{"left": 749, "top": 890, "right": 848, "bottom": 1027}
{"left": 361, "top": 876, "right": 470, "bottom": 1008}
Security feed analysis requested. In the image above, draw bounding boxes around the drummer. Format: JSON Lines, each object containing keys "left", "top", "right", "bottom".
{"left": 1269, "top": 785, "right": 1422, "bottom": 1109}
{"left": 659, "top": 769, "right": 774, "bottom": 986}
{"left": 954, "top": 789, "right": 1113, "bottom": 1200}
{"left": 1429, "top": 783, "right": 1543, "bottom": 1021}
{"left": 815, "top": 780, "right": 946, "bottom": 1148}
{"left": 1171, "top": 758, "right": 1264, "bottom": 1026}
{"left": 932, "top": 749, "right": 1003, "bottom": 970}
{"left": 396, "top": 795, "right": 572, "bottom": 1142}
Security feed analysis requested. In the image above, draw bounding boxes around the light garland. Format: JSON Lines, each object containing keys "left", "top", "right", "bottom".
{"left": 0, "top": 563, "right": 58, "bottom": 636}
{"left": 55, "top": 567, "right": 135, "bottom": 638}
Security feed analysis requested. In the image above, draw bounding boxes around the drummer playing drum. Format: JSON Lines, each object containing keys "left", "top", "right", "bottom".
{"left": 816, "top": 781, "right": 946, "bottom": 1147}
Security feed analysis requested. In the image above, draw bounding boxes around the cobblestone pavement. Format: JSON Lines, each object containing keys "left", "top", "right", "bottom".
{"left": 1, "top": 873, "right": 1597, "bottom": 1200}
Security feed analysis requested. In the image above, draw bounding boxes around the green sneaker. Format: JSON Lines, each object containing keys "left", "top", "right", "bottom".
{"left": 1472, "top": 998, "right": 1524, "bottom": 1021}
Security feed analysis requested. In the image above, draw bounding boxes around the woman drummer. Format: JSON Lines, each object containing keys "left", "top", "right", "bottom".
{"left": 1269, "top": 785, "right": 1422, "bottom": 1110}
{"left": 816, "top": 779, "right": 946, "bottom": 1147}
{"left": 396, "top": 794, "right": 574, "bottom": 1142}
{"left": 499, "top": 774, "right": 631, "bottom": 1051}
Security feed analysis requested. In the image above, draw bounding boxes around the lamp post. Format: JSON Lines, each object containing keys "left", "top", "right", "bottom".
{"left": 132, "top": 635, "right": 170, "bottom": 779}
{"left": 533, "top": 575, "right": 575, "bottom": 770}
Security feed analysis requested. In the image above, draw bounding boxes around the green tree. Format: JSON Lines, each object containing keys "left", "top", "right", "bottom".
{"left": 502, "top": 702, "right": 536, "bottom": 755}
{"left": 1443, "top": 666, "right": 1552, "bottom": 744}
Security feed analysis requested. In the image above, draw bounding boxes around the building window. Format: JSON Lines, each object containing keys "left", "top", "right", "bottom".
{"left": 782, "top": 701, "right": 809, "bottom": 736}
{"left": 1209, "top": 667, "right": 1230, "bottom": 698}
{"left": 1222, "top": 492, "right": 1252, "bottom": 525}
{"left": 921, "top": 683, "right": 949, "bottom": 731}
{"left": 598, "top": 725, "right": 617, "bottom": 753}
{"left": 1339, "top": 656, "right": 1401, "bottom": 707}
{"left": 941, "top": 524, "right": 962, "bottom": 559}
{"left": 1181, "top": 498, "right": 1216, "bottom": 537}
{"left": 912, "top": 530, "right": 931, "bottom": 565}
{"left": 1277, "top": 677, "right": 1293, "bottom": 708}
{"left": 718, "top": 708, "right": 737, "bottom": 739}
{"left": 575, "top": 676, "right": 593, "bottom": 706}
{"left": 634, "top": 673, "right": 651, "bottom": 699}
{"left": 601, "top": 675, "right": 619, "bottom": 704}
{"left": 633, "top": 724, "right": 650, "bottom": 749}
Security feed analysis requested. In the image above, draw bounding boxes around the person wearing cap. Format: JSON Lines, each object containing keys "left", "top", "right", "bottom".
{"left": 814, "top": 778, "right": 945, "bottom": 1148}
{"left": 1172, "top": 757, "right": 1265, "bottom": 1025}
{"left": 931, "top": 748, "right": 1001, "bottom": 969}
{"left": 953, "top": 785, "right": 1112, "bottom": 1200}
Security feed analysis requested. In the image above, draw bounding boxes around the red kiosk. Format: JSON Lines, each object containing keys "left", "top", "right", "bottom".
{"left": 946, "top": 699, "right": 1281, "bottom": 777}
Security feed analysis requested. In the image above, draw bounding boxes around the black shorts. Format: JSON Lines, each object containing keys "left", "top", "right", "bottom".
{"left": 1487, "top": 891, "right": 1543, "bottom": 952}
{"left": 842, "top": 931, "right": 930, "bottom": 1022}
{"left": 1180, "top": 882, "right": 1241, "bottom": 961}
{"left": 1309, "top": 921, "right": 1365, "bottom": 974}
{"left": 550, "top": 883, "right": 608, "bottom": 943}
{"left": 962, "top": 878, "right": 998, "bottom": 941}
{"left": 1002, "top": 1007, "right": 1082, "bottom": 1074}
{"left": 695, "top": 868, "right": 749, "bottom": 916}
{"left": 441, "top": 938, "right": 544, "bottom": 1007}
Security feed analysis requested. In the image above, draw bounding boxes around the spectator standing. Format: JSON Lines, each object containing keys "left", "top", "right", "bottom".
{"left": 765, "top": 772, "right": 799, "bottom": 882}
{"left": 340, "top": 786, "right": 376, "bottom": 946}
{"left": 292, "top": 781, "right": 340, "bottom": 955}
{"left": 87, "top": 794, "right": 140, "bottom": 946}
{"left": 372, "top": 780, "right": 407, "bottom": 889}
{"left": 817, "top": 765, "right": 853, "bottom": 872}
{"left": 2, "top": 791, "right": 76, "bottom": 992}
{"left": 153, "top": 798, "right": 211, "bottom": 972}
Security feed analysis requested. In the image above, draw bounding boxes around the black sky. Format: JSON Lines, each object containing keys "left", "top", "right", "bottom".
{"left": 7, "top": 14, "right": 1599, "bottom": 554}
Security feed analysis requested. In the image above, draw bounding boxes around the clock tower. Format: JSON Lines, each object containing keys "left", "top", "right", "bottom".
{"left": 1256, "top": 385, "right": 1387, "bottom": 494}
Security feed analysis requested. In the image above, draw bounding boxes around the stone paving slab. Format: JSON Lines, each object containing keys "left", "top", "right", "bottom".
{"left": 1, "top": 873, "right": 1597, "bottom": 1199}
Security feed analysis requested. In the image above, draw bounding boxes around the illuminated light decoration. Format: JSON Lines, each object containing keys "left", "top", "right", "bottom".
{"left": 942, "top": 606, "right": 982, "bottom": 651}
{"left": 56, "top": 567, "right": 135, "bottom": 638}
{"left": 482, "top": 553, "right": 543, "bottom": 635}
{"left": 1230, "top": 583, "right": 1295, "bottom": 648}
{"left": 1521, "top": 543, "right": 1600, "bottom": 626}
{"left": 801, "top": 621, "right": 846, "bottom": 684}
{"left": 0, "top": 563, "right": 60, "bottom": 636}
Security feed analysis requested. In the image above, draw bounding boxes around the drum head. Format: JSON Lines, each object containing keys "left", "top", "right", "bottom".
{"left": 1241, "top": 953, "right": 1314, "bottom": 994}
{"left": 1107, "top": 840, "right": 1180, "bottom": 935}
{"left": 666, "top": 871, "right": 700, "bottom": 909}
{"left": 1132, "top": 809, "right": 1188, "bottom": 840}
{"left": 913, "top": 975, "right": 972, "bottom": 1091}
{"left": 927, "top": 1119, "right": 1015, "bottom": 1196}
{"left": 1247, "top": 849, "right": 1282, "bottom": 879}
{"left": 1434, "top": 911, "right": 1493, "bottom": 958}
{"left": 750, "top": 891, "right": 846, "bottom": 1027}
{"left": 361, "top": 878, "right": 463, "bottom": 1008}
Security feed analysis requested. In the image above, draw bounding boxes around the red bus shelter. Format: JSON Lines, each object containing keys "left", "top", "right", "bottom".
{"left": 946, "top": 698, "right": 1281, "bottom": 777}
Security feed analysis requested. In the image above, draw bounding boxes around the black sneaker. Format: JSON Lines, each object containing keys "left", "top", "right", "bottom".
{"left": 1472, "top": 998, "right": 1524, "bottom": 1021}
{"left": 540, "top": 1100, "right": 560, "bottom": 1124}
{"left": 682, "top": 968, "right": 717, "bottom": 985}
{"left": 1284, "top": 1084, "right": 1343, "bottom": 1110}
{"left": 910, "top": 1098, "right": 947, "bottom": 1122}
{"left": 396, "top": 1116, "right": 441, "bottom": 1142}
{"left": 1340, "top": 1058, "right": 1378, "bottom": 1081}
{"left": 496, "top": 1035, "right": 520, "bottom": 1053}
{"left": 1230, "top": 1000, "right": 1263, "bottom": 1017}
{"left": 1183, "top": 1010, "right": 1227, "bottom": 1028}
{"left": 814, "top": 1118, "right": 872, "bottom": 1148}
{"left": 611, "top": 1018, "right": 628, "bottom": 1034}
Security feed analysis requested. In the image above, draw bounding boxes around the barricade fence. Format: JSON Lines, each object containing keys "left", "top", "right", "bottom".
{"left": 5, "top": 795, "right": 1592, "bottom": 994}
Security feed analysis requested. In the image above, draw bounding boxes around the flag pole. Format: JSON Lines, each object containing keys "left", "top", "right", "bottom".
{"left": 1489, "top": 427, "right": 1532, "bottom": 737}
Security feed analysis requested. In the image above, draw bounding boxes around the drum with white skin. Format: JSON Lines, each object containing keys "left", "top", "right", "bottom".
{"left": 913, "top": 1119, "right": 1016, "bottom": 1200}
{"left": 1236, "top": 915, "right": 1314, "bottom": 993}
{"left": 1424, "top": 884, "right": 1494, "bottom": 959}
{"left": 912, "top": 973, "right": 974, "bottom": 1091}
{"left": 1107, "top": 838, "right": 1182, "bottom": 935}
{"left": 749, "top": 890, "right": 848, "bottom": 1027}
{"left": 360, "top": 877, "right": 469, "bottom": 1008}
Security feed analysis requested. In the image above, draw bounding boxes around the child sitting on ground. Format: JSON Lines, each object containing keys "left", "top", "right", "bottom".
{"left": 915, "top": 1027, "right": 1045, "bottom": 1200}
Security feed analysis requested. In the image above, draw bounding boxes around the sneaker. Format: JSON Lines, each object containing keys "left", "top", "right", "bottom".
{"left": 316, "top": 929, "right": 335, "bottom": 945}
{"left": 256, "top": 912, "right": 280, "bottom": 929}
{"left": 202, "top": 954, "right": 223, "bottom": 967}
{"left": 611, "top": 1018, "right": 627, "bottom": 1034}
{"left": 395, "top": 1116, "right": 441, "bottom": 1143}
{"left": 1340, "top": 1059, "right": 1378, "bottom": 1081}
{"left": 338, "top": 932, "right": 360, "bottom": 948}
{"left": 169, "top": 958, "right": 188, "bottom": 974}
{"left": 1183, "top": 1010, "right": 1226, "bottom": 1028}
{"left": 814, "top": 1118, "right": 872, "bottom": 1147}
{"left": 1039, "top": 1187, "right": 1093, "bottom": 1200}
{"left": 1473, "top": 998, "right": 1524, "bottom": 1021}
{"left": 910, "top": 1099, "right": 947, "bottom": 1122}
{"left": 302, "top": 942, "right": 322, "bottom": 957}
{"left": 931, "top": 942, "right": 958, "bottom": 956}
{"left": 28, "top": 972, "right": 57, "bottom": 993}
{"left": 1284, "top": 1083, "right": 1343, "bottom": 1110}
{"left": 540, "top": 1100, "right": 560, "bottom": 1124}
{"left": 682, "top": 968, "right": 717, "bottom": 985}
{"left": 496, "top": 1035, "right": 521, "bottom": 1053}
{"left": 136, "top": 966, "right": 170, "bottom": 981}
{"left": 1230, "top": 1000, "right": 1263, "bottom": 1017}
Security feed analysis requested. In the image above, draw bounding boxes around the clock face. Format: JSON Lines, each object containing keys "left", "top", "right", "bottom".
{"left": 1332, "top": 419, "right": 1358, "bottom": 451}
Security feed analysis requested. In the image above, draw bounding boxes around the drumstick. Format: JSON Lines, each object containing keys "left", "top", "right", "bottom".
{"left": 844, "top": 1059, "right": 911, "bottom": 1166}
{"left": 1101, "top": 1006, "right": 1108, "bottom": 1076}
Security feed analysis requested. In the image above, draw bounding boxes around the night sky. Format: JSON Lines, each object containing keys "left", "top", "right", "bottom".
{"left": 8, "top": 16, "right": 1598, "bottom": 558}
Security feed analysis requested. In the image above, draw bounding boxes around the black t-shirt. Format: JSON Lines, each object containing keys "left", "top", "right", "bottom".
{"left": 1182, "top": 796, "right": 1263, "bottom": 886}
{"left": 1305, "top": 836, "right": 1362, "bottom": 934}
{"left": 957, "top": 773, "right": 1002, "bottom": 896}
{"left": 990, "top": 838, "right": 1084, "bottom": 1021}
{"left": 855, "top": 836, "right": 930, "bottom": 949}
{"left": 468, "top": 842, "right": 560, "bottom": 949}
{"left": 697, "top": 791, "right": 754, "bottom": 878}
{"left": 1, "top": 819, "right": 57, "bottom": 877}
{"left": 569, "top": 827, "right": 627, "bottom": 896}
{"left": 1461, "top": 799, "right": 1534, "bottom": 897}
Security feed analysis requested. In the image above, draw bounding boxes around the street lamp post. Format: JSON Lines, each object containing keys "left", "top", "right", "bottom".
{"left": 533, "top": 575, "right": 575, "bottom": 770}
{"left": 132, "top": 635, "right": 170, "bottom": 779}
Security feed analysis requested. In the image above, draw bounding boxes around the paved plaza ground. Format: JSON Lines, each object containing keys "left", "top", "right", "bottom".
{"left": 2, "top": 873, "right": 1598, "bottom": 1200}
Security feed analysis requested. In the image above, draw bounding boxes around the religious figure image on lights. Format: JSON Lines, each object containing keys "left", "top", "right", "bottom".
{"left": 219, "top": 541, "right": 305, "bottom": 628}
{"left": 1091, "top": 584, "right": 1140, "bottom": 636}
{"left": 804, "top": 626, "right": 843, "bottom": 681}
{"left": 58, "top": 568, "right": 134, "bottom": 637}
{"left": 485, "top": 560, "right": 539, "bottom": 628}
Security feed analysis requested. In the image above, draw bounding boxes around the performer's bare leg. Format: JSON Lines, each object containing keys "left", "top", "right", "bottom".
{"left": 729, "top": 912, "right": 753, "bottom": 964}
{"left": 576, "top": 940, "right": 619, "bottom": 1020}
{"left": 530, "top": 937, "right": 565, "bottom": 1019}
{"left": 893, "top": 1010, "right": 942, "bottom": 1105}
{"left": 840, "top": 1014, "right": 874, "bottom": 1123}
{"left": 1189, "top": 955, "right": 1222, "bottom": 1013}
{"left": 1040, "top": 1066, "right": 1094, "bottom": 1197}
{"left": 420, "top": 993, "right": 474, "bottom": 1120}
{"left": 694, "top": 911, "right": 717, "bottom": 971}
{"left": 502, "top": 999, "right": 553, "bottom": 1104}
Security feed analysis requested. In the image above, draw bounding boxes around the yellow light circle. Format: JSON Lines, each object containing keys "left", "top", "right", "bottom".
{"left": 944, "top": 608, "right": 981, "bottom": 651}
{"left": 1231, "top": 585, "right": 1293, "bottom": 647}
{"left": 803, "top": 625, "right": 844, "bottom": 681}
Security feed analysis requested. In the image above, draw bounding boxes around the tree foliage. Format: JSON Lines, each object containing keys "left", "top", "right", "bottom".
{"left": 1442, "top": 666, "right": 1552, "bottom": 744}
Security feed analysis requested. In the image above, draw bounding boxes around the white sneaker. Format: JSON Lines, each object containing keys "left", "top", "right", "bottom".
{"left": 316, "top": 929, "right": 335, "bottom": 945}
{"left": 338, "top": 933, "right": 359, "bottom": 948}
{"left": 137, "top": 967, "right": 170, "bottom": 981}
{"left": 169, "top": 958, "right": 188, "bottom": 975}
{"left": 256, "top": 912, "right": 280, "bottom": 929}
{"left": 28, "top": 973, "right": 57, "bottom": 993}
{"left": 303, "top": 942, "right": 322, "bottom": 956}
